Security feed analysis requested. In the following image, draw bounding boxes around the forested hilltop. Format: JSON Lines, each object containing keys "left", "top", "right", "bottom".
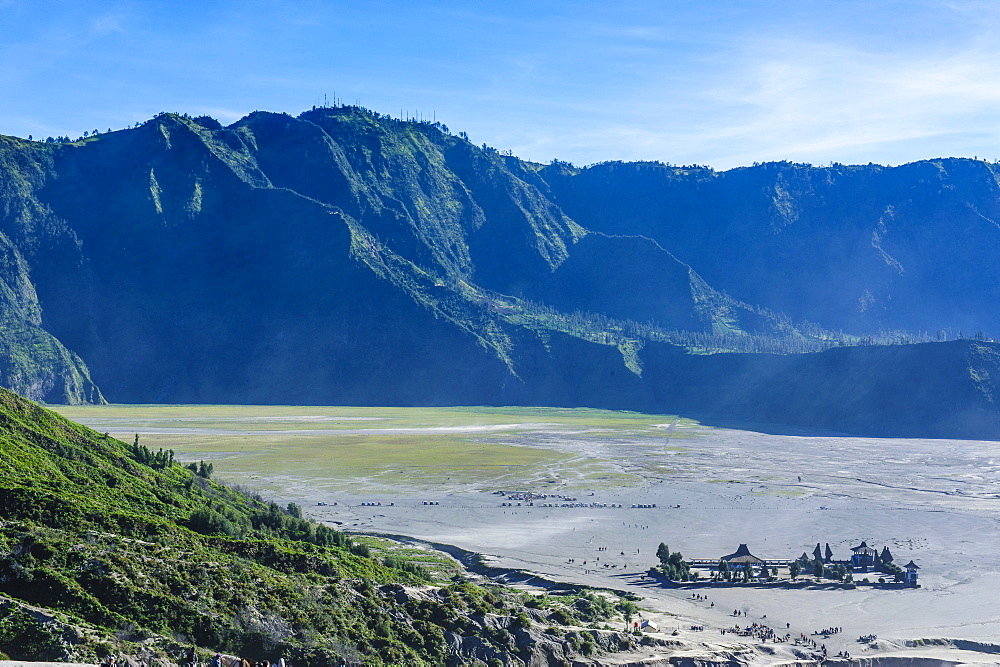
{"left": 0, "top": 107, "right": 998, "bottom": 436}
{"left": 0, "top": 386, "right": 638, "bottom": 664}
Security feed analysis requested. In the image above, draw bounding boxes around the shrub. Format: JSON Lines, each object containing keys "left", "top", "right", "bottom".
{"left": 0, "top": 608, "right": 64, "bottom": 660}
{"left": 548, "top": 609, "right": 574, "bottom": 625}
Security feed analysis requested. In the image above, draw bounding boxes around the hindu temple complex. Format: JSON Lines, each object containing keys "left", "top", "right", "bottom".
{"left": 680, "top": 540, "right": 920, "bottom": 587}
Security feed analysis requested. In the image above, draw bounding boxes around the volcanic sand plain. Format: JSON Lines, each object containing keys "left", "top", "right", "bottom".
{"left": 54, "top": 404, "right": 1000, "bottom": 664}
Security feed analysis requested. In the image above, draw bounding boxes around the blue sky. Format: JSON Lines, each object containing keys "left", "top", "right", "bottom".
{"left": 3, "top": 0, "right": 1000, "bottom": 169}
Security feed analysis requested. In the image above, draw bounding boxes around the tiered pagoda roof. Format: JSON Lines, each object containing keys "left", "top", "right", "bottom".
{"left": 850, "top": 540, "right": 878, "bottom": 555}
{"left": 721, "top": 544, "right": 765, "bottom": 564}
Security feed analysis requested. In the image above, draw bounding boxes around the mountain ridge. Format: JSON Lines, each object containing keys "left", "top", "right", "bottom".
{"left": 0, "top": 107, "right": 998, "bottom": 437}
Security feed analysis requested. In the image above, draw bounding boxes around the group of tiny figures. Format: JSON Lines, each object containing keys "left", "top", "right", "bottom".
{"left": 172, "top": 650, "right": 345, "bottom": 667}
{"left": 816, "top": 626, "right": 843, "bottom": 636}
{"left": 566, "top": 556, "right": 628, "bottom": 569}
{"left": 793, "top": 633, "right": 824, "bottom": 648}
{"left": 722, "top": 622, "right": 785, "bottom": 643}
{"left": 103, "top": 654, "right": 323, "bottom": 667}
{"left": 212, "top": 658, "right": 284, "bottom": 667}
{"left": 689, "top": 593, "right": 714, "bottom": 607}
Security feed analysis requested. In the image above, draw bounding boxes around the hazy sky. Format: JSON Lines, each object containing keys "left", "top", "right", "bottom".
{"left": 3, "top": 0, "right": 1000, "bottom": 169}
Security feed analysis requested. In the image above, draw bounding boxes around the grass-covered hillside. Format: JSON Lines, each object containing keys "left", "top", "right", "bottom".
{"left": 0, "top": 387, "right": 638, "bottom": 665}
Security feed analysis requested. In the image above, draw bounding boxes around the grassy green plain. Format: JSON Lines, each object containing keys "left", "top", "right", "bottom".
{"left": 50, "top": 404, "right": 697, "bottom": 494}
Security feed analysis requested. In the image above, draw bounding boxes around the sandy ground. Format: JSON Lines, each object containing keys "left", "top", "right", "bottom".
{"left": 61, "top": 409, "right": 1000, "bottom": 665}
{"left": 296, "top": 425, "right": 1000, "bottom": 664}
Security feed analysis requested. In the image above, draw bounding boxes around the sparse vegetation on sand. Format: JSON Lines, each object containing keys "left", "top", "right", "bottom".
{"left": 52, "top": 404, "right": 693, "bottom": 492}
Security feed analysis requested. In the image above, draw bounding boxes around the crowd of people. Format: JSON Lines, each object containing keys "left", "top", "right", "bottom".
{"left": 104, "top": 655, "right": 350, "bottom": 667}
{"left": 722, "top": 621, "right": 786, "bottom": 643}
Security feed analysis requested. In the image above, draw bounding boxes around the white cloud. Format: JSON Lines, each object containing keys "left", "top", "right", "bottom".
{"left": 88, "top": 12, "right": 127, "bottom": 38}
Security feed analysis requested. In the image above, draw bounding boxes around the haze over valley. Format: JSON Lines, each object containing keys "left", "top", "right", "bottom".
{"left": 2, "top": 1, "right": 1000, "bottom": 664}
{"left": 2, "top": 107, "right": 1000, "bottom": 437}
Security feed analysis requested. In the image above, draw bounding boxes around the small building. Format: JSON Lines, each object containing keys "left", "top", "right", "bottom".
{"left": 903, "top": 560, "right": 920, "bottom": 587}
{"left": 850, "top": 541, "right": 878, "bottom": 570}
{"left": 720, "top": 544, "right": 765, "bottom": 572}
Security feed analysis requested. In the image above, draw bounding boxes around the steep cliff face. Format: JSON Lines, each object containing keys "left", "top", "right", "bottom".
{"left": 0, "top": 109, "right": 764, "bottom": 405}
{"left": 0, "top": 108, "right": 998, "bottom": 437}
{"left": 541, "top": 159, "right": 1000, "bottom": 335}
{"left": 0, "top": 136, "right": 103, "bottom": 403}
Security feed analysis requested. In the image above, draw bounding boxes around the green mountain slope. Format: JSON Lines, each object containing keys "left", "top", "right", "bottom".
{"left": 0, "top": 387, "right": 635, "bottom": 664}
{"left": 0, "top": 109, "right": 787, "bottom": 404}
{"left": 541, "top": 159, "right": 1000, "bottom": 335}
{"left": 0, "top": 108, "right": 998, "bottom": 436}
{"left": 0, "top": 137, "right": 104, "bottom": 404}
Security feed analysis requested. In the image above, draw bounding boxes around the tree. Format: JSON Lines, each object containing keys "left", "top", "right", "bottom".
{"left": 718, "top": 559, "right": 731, "bottom": 581}
{"left": 656, "top": 542, "right": 670, "bottom": 567}
{"left": 789, "top": 561, "right": 801, "bottom": 580}
{"left": 665, "top": 551, "right": 690, "bottom": 581}
{"left": 882, "top": 561, "right": 904, "bottom": 582}
{"left": 617, "top": 600, "right": 639, "bottom": 628}
{"left": 656, "top": 544, "right": 690, "bottom": 581}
